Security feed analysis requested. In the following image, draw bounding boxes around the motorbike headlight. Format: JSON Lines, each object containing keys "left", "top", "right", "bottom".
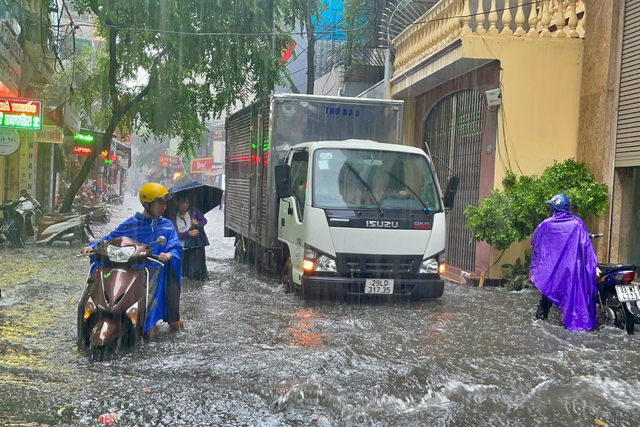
{"left": 107, "top": 245, "right": 136, "bottom": 263}
{"left": 419, "top": 258, "right": 439, "bottom": 274}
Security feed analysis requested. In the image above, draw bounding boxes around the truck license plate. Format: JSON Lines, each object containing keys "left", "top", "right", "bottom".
{"left": 364, "top": 279, "right": 394, "bottom": 294}
{"left": 615, "top": 285, "right": 640, "bottom": 302}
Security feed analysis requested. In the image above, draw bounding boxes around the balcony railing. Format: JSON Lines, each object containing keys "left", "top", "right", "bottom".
{"left": 393, "top": 0, "right": 586, "bottom": 76}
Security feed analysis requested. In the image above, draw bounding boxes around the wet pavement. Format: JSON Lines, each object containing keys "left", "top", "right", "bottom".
{"left": 2, "top": 196, "right": 640, "bottom": 426}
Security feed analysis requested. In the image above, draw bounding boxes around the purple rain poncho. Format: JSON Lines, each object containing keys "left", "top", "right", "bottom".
{"left": 529, "top": 210, "right": 598, "bottom": 331}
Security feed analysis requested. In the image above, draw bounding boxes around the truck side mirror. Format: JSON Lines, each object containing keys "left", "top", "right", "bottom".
{"left": 275, "top": 164, "right": 292, "bottom": 199}
{"left": 443, "top": 176, "right": 460, "bottom": 210}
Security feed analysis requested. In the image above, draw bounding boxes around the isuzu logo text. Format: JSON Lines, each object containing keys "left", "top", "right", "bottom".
{"left": 366, "top": 220, "right": 399, "bottom": 228}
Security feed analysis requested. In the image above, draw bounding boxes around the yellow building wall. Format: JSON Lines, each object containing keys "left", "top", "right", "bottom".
{"left": 462, "top": 37, "right": 584, "bottom": 278}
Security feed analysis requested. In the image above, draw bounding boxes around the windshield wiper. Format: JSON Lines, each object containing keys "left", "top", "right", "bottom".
{"left": 344, "top": 162, "right": 383, "bottom": 215}
{"left": 386, "top": 172, "right": 431, "bottom": 213}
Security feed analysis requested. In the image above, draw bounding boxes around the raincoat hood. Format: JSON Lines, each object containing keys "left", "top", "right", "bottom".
{"left": 529, "top": 210, "right": 598, "bottom": 331}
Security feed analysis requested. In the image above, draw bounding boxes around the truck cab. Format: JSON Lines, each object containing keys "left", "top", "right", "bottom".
{"left": 275, "top": 139, "right": 447, "bottom": 300}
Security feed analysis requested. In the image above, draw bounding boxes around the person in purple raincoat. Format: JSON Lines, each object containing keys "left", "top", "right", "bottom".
{"left": 529, "top": 194, "right": 598, "bottom": 331}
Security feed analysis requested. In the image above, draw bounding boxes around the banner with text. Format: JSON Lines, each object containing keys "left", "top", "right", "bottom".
{"left": 190, "top": 157, "right": 213, "bottom": 173}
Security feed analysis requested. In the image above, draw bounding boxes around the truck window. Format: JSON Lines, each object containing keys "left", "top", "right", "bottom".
{"left": 313, "top": 148, "right": 441, "bottom": 212}
{"left": 290, "top": 150, "right": 309, "bottom": 220}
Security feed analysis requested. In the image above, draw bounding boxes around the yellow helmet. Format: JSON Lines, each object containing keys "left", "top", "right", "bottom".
{"left": 139, "top": 182, "right": 171, "bottom": 205}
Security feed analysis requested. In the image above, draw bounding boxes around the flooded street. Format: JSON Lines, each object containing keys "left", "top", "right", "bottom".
{"left": 2, "top": 197, "right": 640, "bottom": 426}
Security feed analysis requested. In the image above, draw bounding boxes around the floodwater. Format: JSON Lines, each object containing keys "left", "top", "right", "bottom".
{"left": 1, "top": 196, "right": 640, "bottom": 426}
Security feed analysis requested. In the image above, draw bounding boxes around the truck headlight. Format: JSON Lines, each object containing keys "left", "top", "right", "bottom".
{"left": 303, "top": 246, "right": 337, "bottom": 273}
{"left": 419, "top": 258, "right": 439, "bottom": 274}
{"left": 315, "top": 254, "right": 337, "bottom": 272}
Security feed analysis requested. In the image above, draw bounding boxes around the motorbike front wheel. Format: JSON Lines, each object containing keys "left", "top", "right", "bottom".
{"left": 91, "top": 346, "right": 106, "bottom": 362}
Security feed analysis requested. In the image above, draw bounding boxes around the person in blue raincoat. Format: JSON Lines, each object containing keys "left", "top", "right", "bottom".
{"left": 529, "top": 194, "right": 598, "bottom": 331}
{"left": 81, "top": 182, "right": 184, "bottom": 335}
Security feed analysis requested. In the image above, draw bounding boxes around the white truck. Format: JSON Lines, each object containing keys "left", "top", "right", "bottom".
{"left": 225, "top": 94, "right": 457, "bottom": 299}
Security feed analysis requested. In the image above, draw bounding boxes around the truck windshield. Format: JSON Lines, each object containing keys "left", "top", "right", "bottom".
{"left": 312, "top": 148, "right": 441, "bottom": 212}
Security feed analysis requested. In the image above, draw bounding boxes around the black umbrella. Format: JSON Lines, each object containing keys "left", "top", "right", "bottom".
{"left": 167, "top": 181, "right": 223, "bottom": 217}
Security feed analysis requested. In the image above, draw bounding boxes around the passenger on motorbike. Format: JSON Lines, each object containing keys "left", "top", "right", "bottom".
{"left": 529, "top": 194, "right": 598, "bottom": 331}
{"left": 81, "top": 182, "right": 184, "bottom": 335}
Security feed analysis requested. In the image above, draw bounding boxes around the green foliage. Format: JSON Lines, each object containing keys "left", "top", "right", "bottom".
{"left": 130, "top": 132, "right": 170, "bottom": 170}
{"left": 58, "top": 0, "right": 313, "bottom": 211}
{"left": 502, "top": 250, "right": 533, "bottom": 291}
{"left": 464, "top": 190, "right": 520, "bottom": 251}
{"left": 465, "top": 159, "right": 609, "bottom": 250}
{"left": 70, "top": 0, "right": 312, "bottom": 152}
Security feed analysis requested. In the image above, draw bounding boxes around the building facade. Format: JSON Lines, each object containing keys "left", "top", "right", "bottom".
{"left": 384, "top": 0, "right": 587, "bottom": 279}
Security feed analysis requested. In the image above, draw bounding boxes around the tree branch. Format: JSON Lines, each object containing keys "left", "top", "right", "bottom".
{"left": 120, "top": 48, "right": 168, "bottom": 117}
{"left": 108, "top": 27, "right": 119, "bottom": 118}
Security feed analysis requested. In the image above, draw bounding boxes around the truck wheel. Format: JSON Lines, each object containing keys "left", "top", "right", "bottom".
{"left": 282, "top": 258, "right": 294, "bottom": 293}
{"left": 234, "top": 240, "right": 246, "bottom": 264}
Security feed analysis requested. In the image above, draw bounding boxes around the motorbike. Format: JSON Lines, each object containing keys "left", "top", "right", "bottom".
{"left": 105, "top": 192, "right": 124, "bottom": 206}
{"left": 80, "top": 203, "right": 111, "bottom": 224}
{"left": 35, "top": 212, "right": 94, "bottom": 245}
{"left": 592, "top": 234, "right": 639, "bottom": 334}
{"left": 0, "top": 200, "right": 25, "bottom": 248}
{"left": 77, "top": 236, "right": 167, "bottom": 361}
{"left": 16, "top": 191, "right": 42, "bottom": 240}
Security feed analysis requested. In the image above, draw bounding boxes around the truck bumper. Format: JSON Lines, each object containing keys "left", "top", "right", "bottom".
{"left": 300, "top": 275, "right": 444, "bottom": 300}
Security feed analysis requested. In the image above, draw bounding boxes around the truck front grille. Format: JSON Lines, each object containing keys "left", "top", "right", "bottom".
{"left": 339, "top": 255, "right": 420, "bottom": 275}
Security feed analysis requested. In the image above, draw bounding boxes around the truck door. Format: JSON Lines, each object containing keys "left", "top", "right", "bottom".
{"left": 279, "top": 149, "right": 309, "bottom": 285}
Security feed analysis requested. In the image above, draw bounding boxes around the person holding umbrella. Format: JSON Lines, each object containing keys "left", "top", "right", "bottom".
{"left": 170, "top": 193, "right": 209, "bottom": 281}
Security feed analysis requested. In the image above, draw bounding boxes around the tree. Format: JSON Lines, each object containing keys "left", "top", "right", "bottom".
{"left": 465, "top": 159, "right": 609, "bottom": 251}
{"left": 129, "top": 132, "right": 169, "bottom": 171}
{"left": 59, "top": 0, "right": 311, "bottom": 212}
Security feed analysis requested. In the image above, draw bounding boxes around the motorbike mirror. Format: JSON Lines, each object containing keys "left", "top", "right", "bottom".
{"left": 153, "top": 236, "right": 167, "bottom": 246}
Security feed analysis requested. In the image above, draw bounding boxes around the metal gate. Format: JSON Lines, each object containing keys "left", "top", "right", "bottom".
{"left": 424, "top": 89, "right": 484, "bottom": 273}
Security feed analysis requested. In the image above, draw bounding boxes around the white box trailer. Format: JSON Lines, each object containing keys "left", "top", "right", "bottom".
{"left": 225, "top": 93, "right": 453, "bottom": 299}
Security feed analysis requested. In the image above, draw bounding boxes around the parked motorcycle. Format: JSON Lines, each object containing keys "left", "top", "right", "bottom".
{"left": 77, "top": 236, "right": 167, "bottom": 361}
{"left": 35, "top": 212, "right": 94, "bottom": 245}
{"left": 0, "top": 200, "right": 25, "bottom": 248}
{"left": 591, "top": 234, "right": 639, "bottom": 334}
{"left": 80, "top": 203, "right": 111, "bottom": 224}
{"left": 16, "top": 190, "right": 42, "bottom": 240}
{"left": 105, "top": 192, "right": 123, "bottom": 206}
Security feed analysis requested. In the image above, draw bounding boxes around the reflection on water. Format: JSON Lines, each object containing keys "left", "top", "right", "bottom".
{"left": 2, "top": 200, "right": 640, "bottom": 425}
{"left": 288, "top": 308, "right": 331, "bottom": 349}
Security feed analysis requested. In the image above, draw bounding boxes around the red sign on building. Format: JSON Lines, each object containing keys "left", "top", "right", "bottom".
{"left": 159, "top": 155, "right": 169, "bottom": 167}
{"left": 190, "top": 157, "right": 213, "bottom": 173}
{"left": 73, "top": 145, "right": 93, "bottom": 155}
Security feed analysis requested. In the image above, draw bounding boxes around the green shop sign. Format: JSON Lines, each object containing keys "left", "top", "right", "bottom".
{"left": 0, "top": 98, "right": 43, "bottom": 131}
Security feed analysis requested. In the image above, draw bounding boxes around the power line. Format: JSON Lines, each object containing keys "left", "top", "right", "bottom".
{"left": 67, "top": 1, "right": 542, "bottom": 39}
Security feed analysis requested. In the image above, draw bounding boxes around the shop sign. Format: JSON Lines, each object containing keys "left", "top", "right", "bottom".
{"left": 169, "top": 156, "right": 182, "bottom": 167}
{"left": 0, "top": 128, "right": 19, "bottom": 155}
{"left": 73, "top": 132, "right": 95, "bottom": 143}
{"left": 19, "top": 138, "right": 36, "bottom": 193}
{"left": 117, "top": 154, "right": 130, "bottom": 169}
{"left": 190, "top": 157, "right": 213, "bottom": 173}
{"left": 159, "top": 154, "right": 169, "bottom": 167}
{"left": 0, "top": 98, "right": 42, "bottom": 130}
{"left": 35, "top": 125, "right": 64, "bottom": 144}
{"left": 73, "top": 145, "right": 93, "bottom": 155}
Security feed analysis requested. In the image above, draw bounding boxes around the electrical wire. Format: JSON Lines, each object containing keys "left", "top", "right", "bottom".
{"left": 62, "top": 1, "right": 542, "bottom": 39}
